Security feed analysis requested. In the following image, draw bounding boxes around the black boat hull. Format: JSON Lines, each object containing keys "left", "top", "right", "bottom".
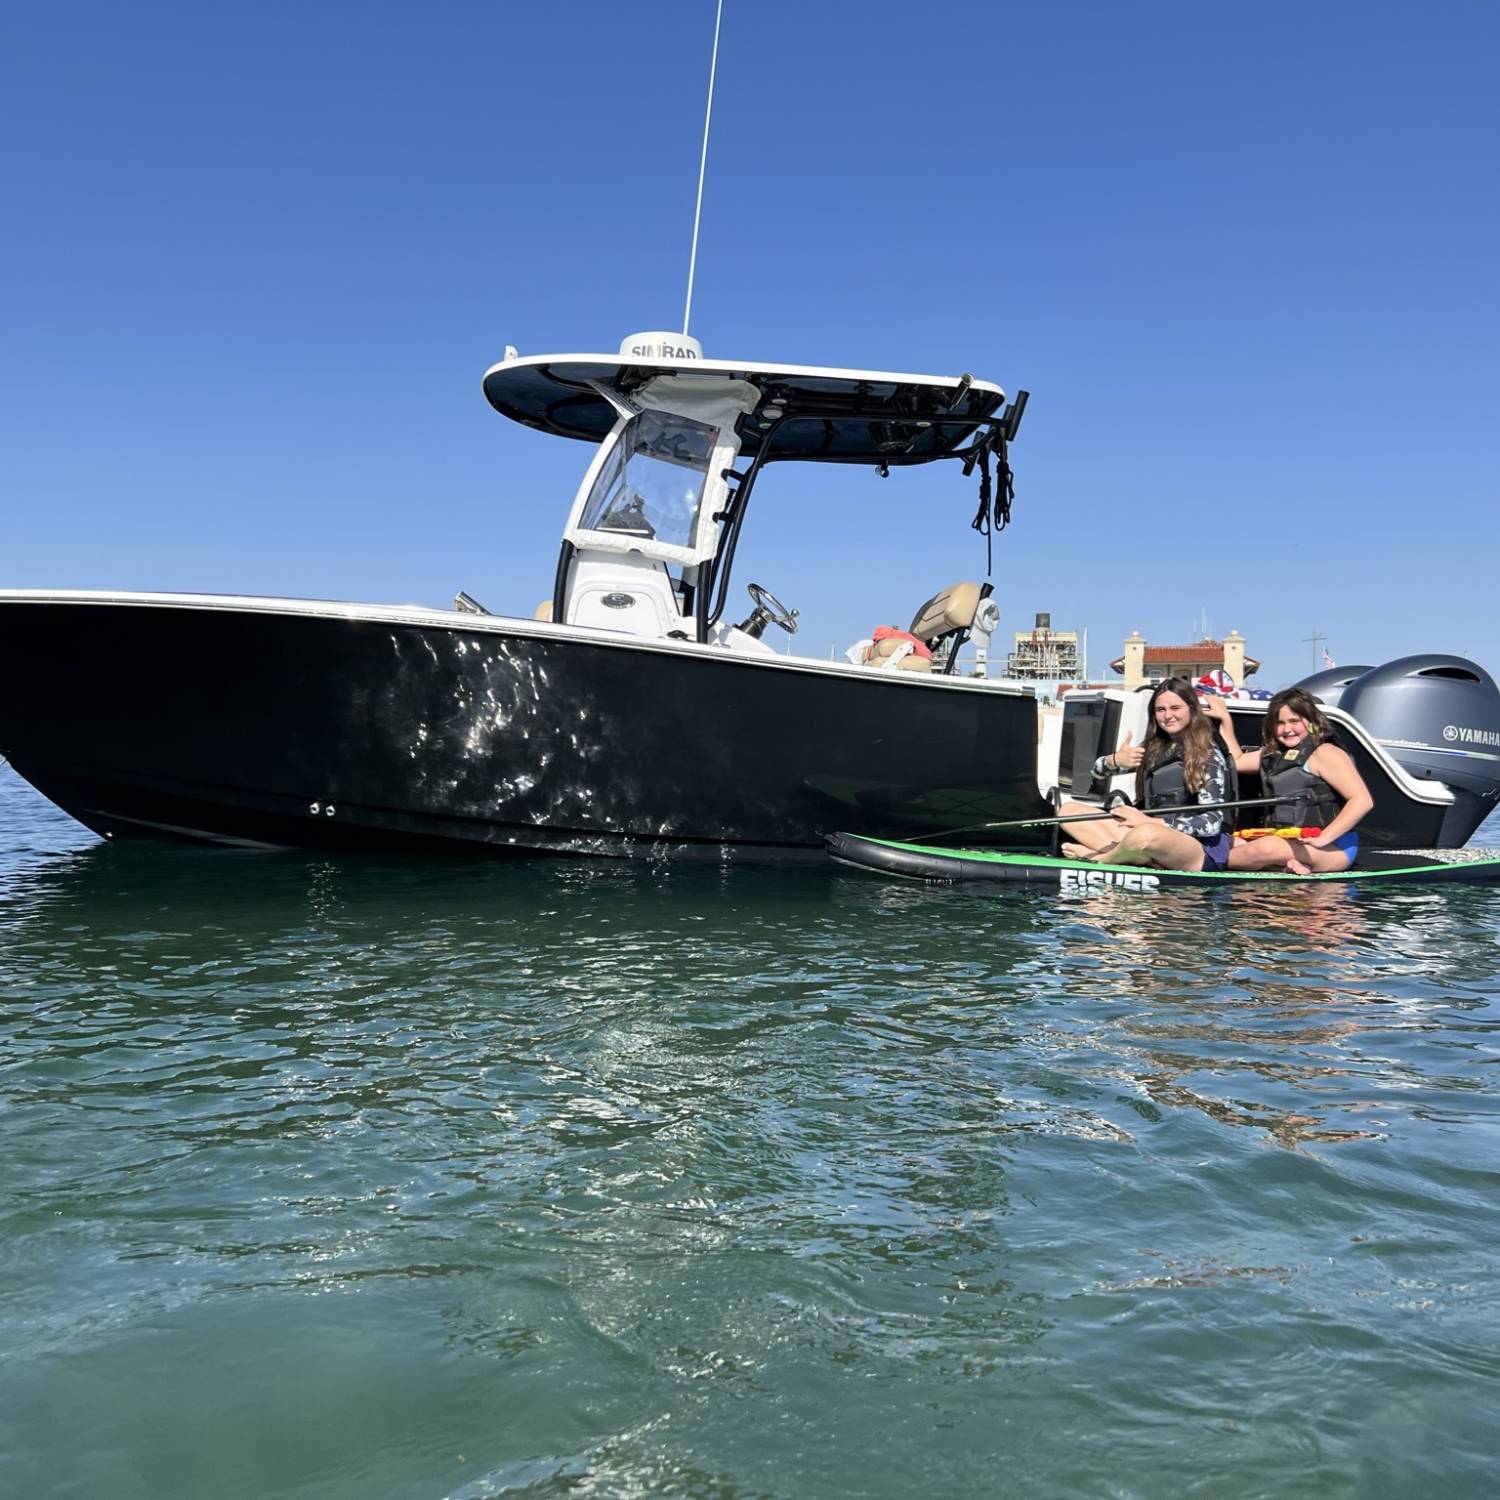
{"left": 0, "top": 595, "right": 1049, "bottom": 856}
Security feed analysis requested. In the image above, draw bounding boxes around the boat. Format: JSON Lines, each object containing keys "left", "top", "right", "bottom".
{"left": 0, "top": 332, "right": 1050, "bottom": 856}
{"left": 827, "top": 833, "right": 1500, "bottom": 890}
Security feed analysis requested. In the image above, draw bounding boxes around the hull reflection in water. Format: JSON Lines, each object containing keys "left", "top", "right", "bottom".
{"left": 0, "top": 595, "right": 1047, "bottom": 856}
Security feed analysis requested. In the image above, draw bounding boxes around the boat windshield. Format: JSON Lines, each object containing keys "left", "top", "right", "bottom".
{"left": 579, "top": 408, "right": 720, "bottom": 548}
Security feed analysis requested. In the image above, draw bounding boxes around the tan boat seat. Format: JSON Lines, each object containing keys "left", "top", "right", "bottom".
{"left": 909, "top": 581, "right": 982, "bottom": 645}
{"left": 855, "top": 580, "right": 993, "bottom": 675}
{"left": 888, "top": 580, "right": 995, "bottom": 676}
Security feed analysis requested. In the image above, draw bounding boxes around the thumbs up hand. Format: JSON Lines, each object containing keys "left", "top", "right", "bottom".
{"left": 1112, "top": 732, "right": 1144, "bottom": 772}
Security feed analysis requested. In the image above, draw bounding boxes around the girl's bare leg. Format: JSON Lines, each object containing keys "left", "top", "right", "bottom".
{"left": 1107, "top": 822, "right": 1207, "bottom": 871}
{"left": 1226, "top": 836, "right": 1299, "bottom": 871}
{"left": 1284, "top": 839, "right": 1353, "bottom": 875}
{"left": 1056, "top": 800, "right": 1122, "bottom": 858}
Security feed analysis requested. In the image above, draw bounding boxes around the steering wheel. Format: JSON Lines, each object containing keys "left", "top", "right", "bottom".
{"left": 745, "top": 582, "right": 800, "bottom": 636}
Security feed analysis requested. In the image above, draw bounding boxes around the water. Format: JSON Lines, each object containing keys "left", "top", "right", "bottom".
{"left": 3, "top": 762, "right": 1499, "bottom": 1499}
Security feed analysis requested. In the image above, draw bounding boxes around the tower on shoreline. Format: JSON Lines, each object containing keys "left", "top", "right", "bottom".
{"left": 1006, "top": 612, "right": 1081, "bottom": 680}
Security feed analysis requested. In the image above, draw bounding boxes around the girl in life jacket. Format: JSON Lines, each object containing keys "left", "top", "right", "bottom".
{"left": 1058, "top": 675, "right": 1237, "bottom": 871}
{"left": 1202, "top": 688, "right": 1373, "bottom": 874}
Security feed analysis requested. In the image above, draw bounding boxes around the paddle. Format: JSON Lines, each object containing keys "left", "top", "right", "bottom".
{"left": 913, "top": 795, "right": 1290, "bottom": 846}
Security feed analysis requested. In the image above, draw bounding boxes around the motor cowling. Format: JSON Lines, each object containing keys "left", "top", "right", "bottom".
{"left": 1335, "top": 655, "right": 1500, "bottom": 841}
{"left": 1293, "top": 664, "right": 1373, "bottom": 710}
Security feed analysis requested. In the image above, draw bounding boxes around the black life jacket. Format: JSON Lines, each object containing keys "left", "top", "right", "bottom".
{"left": 1217, "top": 733, "right": 1241, "bottom": 807}
{"left": 1261, "top": 740, "right": 1343, "bottom": 828}
{"left": 1143, "top": 744, "right": 1191, "bottom": 809}
{"left": 1142, "top": 741, "right": 1237, "bottom": 830}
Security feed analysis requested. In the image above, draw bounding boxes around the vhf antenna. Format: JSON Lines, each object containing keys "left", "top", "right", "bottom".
{"left": 683, "top": 0, "right": 725, "bottom": 336}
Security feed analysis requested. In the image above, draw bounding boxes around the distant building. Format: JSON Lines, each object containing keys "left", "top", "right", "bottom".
{"left": 1110, "top": 630, "right": 1259, "bottom": 689}
{"left": 1006, "top": 612, "right": 1081, "bottom": 680}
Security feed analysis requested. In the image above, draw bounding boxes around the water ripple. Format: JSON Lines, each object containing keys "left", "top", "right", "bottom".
{"left": 2, "top": 767, "right": 1499, "bottom": 1498}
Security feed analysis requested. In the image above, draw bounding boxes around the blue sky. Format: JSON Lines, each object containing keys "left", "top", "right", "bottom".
{"left": 3, "top": 1, "right": 1495, "bottom": 687}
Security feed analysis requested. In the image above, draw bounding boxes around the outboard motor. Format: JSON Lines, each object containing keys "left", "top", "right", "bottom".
{"left": 1337, "top": 655, "right": 1500, "bottom": 845}
{"left": 1294, "top": 664, "right": 1374, "bottom": 710}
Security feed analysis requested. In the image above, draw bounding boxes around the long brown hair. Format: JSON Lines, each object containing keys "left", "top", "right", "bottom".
{"left": 1261, "top": 687, "right": 1331, "bottom": 754}
{"left": 1136, "top": 675, "right": 1217, "bottom": 800}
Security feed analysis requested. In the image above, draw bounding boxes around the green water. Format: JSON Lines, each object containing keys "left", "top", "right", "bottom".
{"left": 3, "top": 766, "right": 1499, "bottom": 1498}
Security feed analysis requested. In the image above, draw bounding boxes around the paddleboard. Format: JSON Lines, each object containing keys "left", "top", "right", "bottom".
{"left": 826, "top": 834, "right": 1500, "bottom": 892}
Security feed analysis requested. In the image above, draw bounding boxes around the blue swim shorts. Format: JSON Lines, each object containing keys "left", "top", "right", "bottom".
{"left": 1197, "top": 831, "right": 1232, "bottom": 872}
{"left": 1324, "top": 831, "right": 1359, "bottom": 865}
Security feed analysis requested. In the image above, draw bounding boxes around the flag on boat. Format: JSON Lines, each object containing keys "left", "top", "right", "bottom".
{"left": 1324, "top": 649, "right": 1336, "bottom": 669}
{"left": 1195, "top": 669, "right": 1235, "bottom": 694}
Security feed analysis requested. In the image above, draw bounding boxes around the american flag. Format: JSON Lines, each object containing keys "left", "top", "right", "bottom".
{"left": 1323, "top": 649, "right": 1335, "bottom": 670}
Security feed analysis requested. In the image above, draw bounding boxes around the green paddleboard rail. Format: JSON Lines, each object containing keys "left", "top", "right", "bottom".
{"left": 826, "top": 833, "right": 1500, "bottom": 889}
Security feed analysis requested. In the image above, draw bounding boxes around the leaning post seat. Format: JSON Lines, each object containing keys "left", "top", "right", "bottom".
{"left": 909, "top": 581, "right": 993, "bottom": 675}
